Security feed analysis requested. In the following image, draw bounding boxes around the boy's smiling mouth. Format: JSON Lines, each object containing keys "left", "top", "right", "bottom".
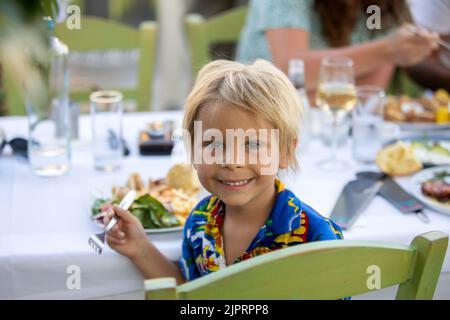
{"left": 216, "top": 178, "right": 255, "bottom": 189}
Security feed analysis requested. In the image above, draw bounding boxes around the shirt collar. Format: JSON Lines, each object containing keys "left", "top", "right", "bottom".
{"left": 264, "top": 179, "right": 303, "bottom": 236}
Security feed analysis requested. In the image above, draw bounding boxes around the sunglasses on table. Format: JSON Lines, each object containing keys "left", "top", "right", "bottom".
{"left": 0, "top": 128, "right": 28, "bottom": 159}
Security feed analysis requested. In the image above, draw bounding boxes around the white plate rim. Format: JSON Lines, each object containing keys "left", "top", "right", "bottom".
{"left": 92, "top": 219, "right": 184, "bottom": 234}
{"left": 409, "top": 166, "right": 450, "bottom": 216}
{"left": 387, "top": 121, "right": 450, "bottom": 131}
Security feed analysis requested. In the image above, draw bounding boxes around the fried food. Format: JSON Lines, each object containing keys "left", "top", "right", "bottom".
{"left": 417, "top": 97, "right": 439, "bottom": 112}
{"left": 376, "top": 142, "right": 423, "bottom": 176}
{"left": 384, "top": 90, "right": 447, "bottom": 123}
{"left": 127, "top": 172, "right": 145, "bottom": 192}
{"left": 111, "top": 166, "right": 201, "bottom": 224}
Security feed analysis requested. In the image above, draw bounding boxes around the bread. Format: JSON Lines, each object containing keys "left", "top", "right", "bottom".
{"left": 166, "top": 163, "right": 201, "bottom": 191}
{"left": 376, "top": 142, "right": 423, "bottom": 176}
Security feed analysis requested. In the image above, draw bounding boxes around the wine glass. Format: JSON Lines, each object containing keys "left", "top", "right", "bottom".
{"left": 316, "top": 56, "right": 356, "bottom": 171}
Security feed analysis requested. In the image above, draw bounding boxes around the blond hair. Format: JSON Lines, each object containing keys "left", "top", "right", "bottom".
{"left": 183, "top": 59, "right": 303, "bottom": 169}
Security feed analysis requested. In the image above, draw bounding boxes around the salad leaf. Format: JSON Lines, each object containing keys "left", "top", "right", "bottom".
{"left": 132, "top": 194, "right": 180, "bottom": 228}
{"left": 91, "top": 193, "right": 181, "bottom": 229}
{"left": 91, "top": 198, "right": 109, "bottom": 216}
{"left": 433, "top": 170, "right": 450, "bottom": 181}
{"left": 132, "top": 207, "right": 158, "bottom": 229}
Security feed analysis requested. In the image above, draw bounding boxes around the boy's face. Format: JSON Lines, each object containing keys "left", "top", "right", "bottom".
{"left": 193, "top": 102, "right": 289, "bottom": 208}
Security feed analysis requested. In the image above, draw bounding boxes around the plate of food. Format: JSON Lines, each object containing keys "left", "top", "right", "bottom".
{"left": 410, "top": 166, "right": 450, "bottom": 216}
{"left": 376, "top": 137, "right": 450, "bottom": 177}
{"left": 384, "top": 89, "right": 450, "bottom": 130}
{"left": 90, "top": 163, "right": 206, "bottom": 237}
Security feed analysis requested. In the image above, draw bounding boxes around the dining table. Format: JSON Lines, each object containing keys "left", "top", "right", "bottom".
{"left": 1, "top": 110, "right": 450, "bottom": 300}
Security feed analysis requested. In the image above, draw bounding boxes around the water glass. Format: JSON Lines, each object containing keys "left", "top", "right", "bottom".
{"left": 26, "top": 99, "right": 71, "bottom": 177}
{"left": 352, "top": 86, "right": 385, "bottom": 163}
{"left": 90, "top": 90, "right": 123, "bottom": 172}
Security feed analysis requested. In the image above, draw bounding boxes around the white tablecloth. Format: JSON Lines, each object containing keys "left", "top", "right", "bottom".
{"left": 1, "top": 111, "right": 450, "bottom": 299}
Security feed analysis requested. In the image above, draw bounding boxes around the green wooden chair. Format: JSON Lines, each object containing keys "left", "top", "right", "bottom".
{"left": 55, "top": 16, "right": 157, "bottom": 112}
{"left": 144, "top": 231, "right": 448, "bottom": 300}
{"left": 185, "top": 6, "right": 248, "bottom": 76}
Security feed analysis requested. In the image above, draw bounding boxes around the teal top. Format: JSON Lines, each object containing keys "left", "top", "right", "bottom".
{"left": 236, "top": 0, "right": 391, "bottom": 63}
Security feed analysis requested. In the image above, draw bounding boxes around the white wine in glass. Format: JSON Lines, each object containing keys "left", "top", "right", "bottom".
{"left": 317, "top": 83, "right": 357, "bottom": 113}
{"left": 316, "top": 57, "right": 356, "bottom": 171}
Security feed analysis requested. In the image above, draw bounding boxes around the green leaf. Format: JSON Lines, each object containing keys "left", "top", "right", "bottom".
{"left": 133, "top": 194, "right": 180, "bottom": 228}
{"left": 131, "top": 208, "right": 156, "bottom": 229}
{"left": 91, "top": 198, "right": 109, "bottom": 216}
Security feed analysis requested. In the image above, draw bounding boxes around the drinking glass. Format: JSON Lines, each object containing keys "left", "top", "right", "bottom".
{"left": 90, "top": 90, "right": 123, "bottom": 172}
{"left": 316, "top": 56, "right": 356, "bottom": 171}
{"left": 352, "top": 86, "right": 386, "bottom": 163}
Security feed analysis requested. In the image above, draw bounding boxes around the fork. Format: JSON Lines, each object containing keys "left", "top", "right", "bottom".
{"left": 407, "top": 25, "right": 450, "bottom": 52}
{"left": 88, "top": 190, "right": 136, "bottom": 254}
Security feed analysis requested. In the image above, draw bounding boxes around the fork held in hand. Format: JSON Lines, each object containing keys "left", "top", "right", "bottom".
{"left": 88, "top": 190, "right": 136, "bottom": 255}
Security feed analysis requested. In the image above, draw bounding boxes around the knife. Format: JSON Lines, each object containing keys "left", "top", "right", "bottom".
{"left": 329, "top": 176, "right": 384, "bottom": 229}
{"left": 378, "top": 176, "right": 430, "bottom": 223}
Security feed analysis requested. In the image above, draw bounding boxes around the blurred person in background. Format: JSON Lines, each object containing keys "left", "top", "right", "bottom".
{"left": 237, "top": 0, "right": 439, "bottom": 99}
{"left": 406, "top": 0, "right": 450, "bottom": 91}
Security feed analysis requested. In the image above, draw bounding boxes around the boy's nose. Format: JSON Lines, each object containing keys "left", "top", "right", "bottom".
{"left": 221, "top": 144, "right": 246, "bottom": 168}
{"left": 221, "top": 162, "right": 244, "bottom": 169}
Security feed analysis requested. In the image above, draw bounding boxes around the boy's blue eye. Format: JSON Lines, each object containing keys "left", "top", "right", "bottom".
{"left": 246, "top": 141, "right": 262, "bottom": 150}
{"left": 206, "top": 140, "right": 223, "bottom": 150}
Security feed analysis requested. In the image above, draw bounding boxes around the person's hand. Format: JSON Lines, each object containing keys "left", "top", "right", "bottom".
{"left": 387, "top": 23, "right": 439, "bottom": 66}
{"left": 104, "top": 205, "right": 148, "bottom": 260}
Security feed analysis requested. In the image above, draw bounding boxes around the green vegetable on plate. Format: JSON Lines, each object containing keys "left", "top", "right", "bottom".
{"left": 91, "top": 194, "right": 181, "bottom": 229}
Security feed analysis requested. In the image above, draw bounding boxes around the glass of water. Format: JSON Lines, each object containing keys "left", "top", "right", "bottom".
{"left": 90, "top": 90, "right": 123, "bottom": 172}
{"left": 352, "top": 86, "right": 386, "bottom": 163}
{"left": 27, "top": 99, "right": 71, "bottom": 177}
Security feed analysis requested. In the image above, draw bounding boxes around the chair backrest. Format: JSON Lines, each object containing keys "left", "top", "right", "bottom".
{"left": 145, "top": 231, "right": 448, "bottom": 300}
{"left": 185, "top": 6, "right": 248, "bottom": 76}
{"left": 55, "top": 16, "right": 157, "bottom": 111}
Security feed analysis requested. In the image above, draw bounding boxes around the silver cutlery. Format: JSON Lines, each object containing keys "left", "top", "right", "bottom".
{"left": 407, "top": 25, "right": 450, "bottom": 52}
{"left": 88, "top": 190, "right": 136, "bottom": 254}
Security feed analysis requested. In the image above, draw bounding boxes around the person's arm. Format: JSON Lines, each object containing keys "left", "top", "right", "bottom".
{"left": 131, "top": 240, "right": 186, "bottom": 284}
{"left": 266, "top": 24, "right": 439, "bottom": 92}
{"left": 105, "top": 205, "right": 186, "bottom": 284}
{"left": 356, "top": 64, "right": 395, "bottom": 89}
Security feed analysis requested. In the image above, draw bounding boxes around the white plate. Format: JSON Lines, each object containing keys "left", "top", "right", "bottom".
{"left": 92, "top": 218, "right": 184, "bottom": 234}
{"left": 387, "top": 121, "right": 450, "bottom": 131}
{"left": 410, "top": 166, "right": 450, "bottom": 216}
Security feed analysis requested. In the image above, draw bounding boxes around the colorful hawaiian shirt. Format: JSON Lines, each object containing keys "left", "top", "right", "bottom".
{"left": 179, "top": 179, "right": 344, "bottom": 281}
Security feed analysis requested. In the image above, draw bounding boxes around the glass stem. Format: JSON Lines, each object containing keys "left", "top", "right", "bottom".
{"left": 330, "top": 112, "right": 339, "bottom": 162}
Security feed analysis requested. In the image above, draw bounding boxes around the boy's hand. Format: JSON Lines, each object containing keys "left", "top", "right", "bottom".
{"left": 104, "top": 205, "right": 148, "bottom": 260}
